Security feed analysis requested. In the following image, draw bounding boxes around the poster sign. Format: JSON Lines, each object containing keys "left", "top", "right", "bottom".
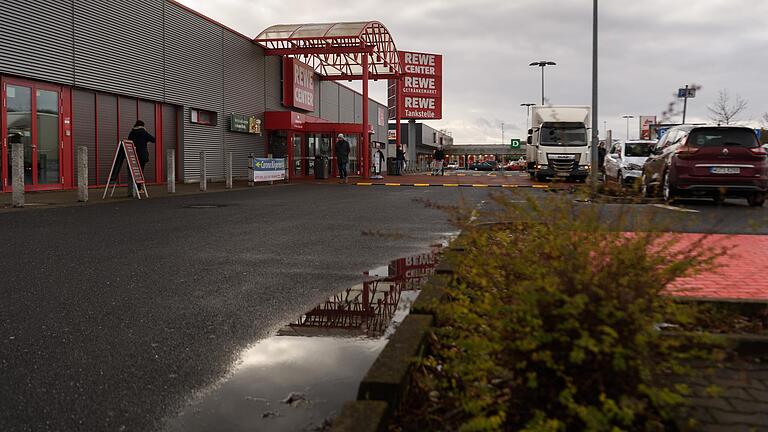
{"left": 388, "top": 51, "right": 443, "bottom": 120}
{"left": 230, "top": 114, "right": 262, "bottom": 134}
{"left": 639, "top": 115, "right": 656, "bottom": 140}
{"left": 678, "top": 88, "right": 696, "bottom": 98}
{"left": 283, "top": 58, "right": 315, "bottom": 111}
{"left": 102, "top": 140, "right": 147, "bottom": 199}
{"left": 510, "top": 139, "right": 521, "bottom": 149}
{"left": 253, "top": 158, "right": 286, "bottom": 182}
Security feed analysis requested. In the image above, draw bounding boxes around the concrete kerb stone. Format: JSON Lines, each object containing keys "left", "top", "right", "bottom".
{"left": 330, "top": 400, "right": 389, "bottom": 432}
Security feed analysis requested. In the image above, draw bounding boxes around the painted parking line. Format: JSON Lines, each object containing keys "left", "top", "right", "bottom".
{"left": 384, "top": 183, "right": 401, "bottom": 187}
{"left": 443, "top": 184, "right": 459, "bottom": 187}
{"left": 352, "top": 183, "right": 550, "bottom": 189}
{"left": 502, "top": 184, "right": 519, "bottom": 188}
{"left": 532, "top": 185, "right": 549, "bottom": 189}
{"left": 472, "top": 184, "right": 489, "bottom": 187}
{"left": 413, "top": 183, "right": 430, "bottom": 187}
{"left": 356, "top": 182, "right": 373, "bottom": 186}
{"left": 652, "top": 204, "right": 700, "bottom": 213}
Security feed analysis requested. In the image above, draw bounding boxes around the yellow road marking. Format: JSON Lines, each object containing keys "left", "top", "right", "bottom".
{"left": 385, "top": 183, "right": 401, "bottom": 186}
{"left": 356, "top": 182, "right": 373, "bottom": 186}
{"left": 502, "top": 184, "right": 519, "bottom": 188}
{"left": 443, "top": 184, "right": 459, "bottom": 187}
{"left": 532, "top": 185, "right": 549, "bottom": 189}
{"left": 413, "top": 183, "right": 430, "bottom": 187}
{"left": 472, "top": 184, "right": 489, "bottom": 187}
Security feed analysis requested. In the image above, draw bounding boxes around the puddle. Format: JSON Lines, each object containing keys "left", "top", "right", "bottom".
{"left": 163, "top": 246, "right": 441, "bottom": 432}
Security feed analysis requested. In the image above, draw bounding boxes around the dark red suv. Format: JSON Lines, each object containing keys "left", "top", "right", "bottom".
{"left": 640, "top": 125, "right": 768, "bottom": 206}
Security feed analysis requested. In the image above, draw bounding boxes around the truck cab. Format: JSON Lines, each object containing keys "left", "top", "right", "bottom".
{"left": 526, "top": 106, "right": 591, "bottom": 182}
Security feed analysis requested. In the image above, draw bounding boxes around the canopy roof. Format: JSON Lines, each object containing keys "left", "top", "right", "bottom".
{"left": 254, "top": 21, "right": 400, "bottom": 79}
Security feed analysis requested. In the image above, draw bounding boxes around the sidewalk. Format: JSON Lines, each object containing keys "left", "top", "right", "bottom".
{"left": 0, "top": 180, "right": 277, "bottom": 213}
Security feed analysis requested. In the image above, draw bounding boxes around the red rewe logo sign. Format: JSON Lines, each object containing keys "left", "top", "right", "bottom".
{"left": 396, "top": 51, "right": 442, "bottom": 120}
{"left": 283, "top": 58, "right": 315, "bottom": 111}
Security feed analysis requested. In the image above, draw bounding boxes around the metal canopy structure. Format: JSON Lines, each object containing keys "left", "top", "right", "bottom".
{"left": 254, "top": 21, "right": 401, "bottom": 81}
{"left": 255, "top": 21, "right": 403, "bottom": 179}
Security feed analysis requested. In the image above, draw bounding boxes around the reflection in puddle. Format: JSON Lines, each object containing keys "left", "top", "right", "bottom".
{"left": 163, "top": 247, "right": 441, "bottom": 432}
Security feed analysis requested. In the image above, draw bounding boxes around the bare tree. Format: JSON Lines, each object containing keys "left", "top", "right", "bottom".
{"left": 707, "top": 89, "right": 748, "bottom": 125}
{"left": 761, "top": 112, "right": 768, "bottom": 127}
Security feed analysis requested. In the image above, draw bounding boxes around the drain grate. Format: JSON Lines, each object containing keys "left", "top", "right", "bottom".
{"left": 184, "top": 204, "right": 226, "bottom": 209}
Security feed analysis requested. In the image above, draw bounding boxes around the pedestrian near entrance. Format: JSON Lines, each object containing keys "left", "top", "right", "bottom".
{"left": 395, "top": 145, "right": 406, "bottom": 176}
{"left": 335, "top": 133, "right": 351, "bottom": 183}
{"left": 112, "top": 120, "right": 155, "bottom": 196}
{"left": 432, "top": 145, "right": 445, "bottom": 176}
{"left": 372, "top": 144, "right": 385, "bottom": 179}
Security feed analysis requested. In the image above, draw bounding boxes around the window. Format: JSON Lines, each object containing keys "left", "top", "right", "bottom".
{"left": 190, "top": 108, "right": 217, "bottom": 126}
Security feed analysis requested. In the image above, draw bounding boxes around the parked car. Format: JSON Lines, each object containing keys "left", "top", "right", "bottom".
{"left": 469, "top": 160, "right": 498, "bottom": 171}
{"left": 639, "top": 125, "right": 767, "bottom": 206}
{"left": 446, "top": 162, "right": 459, "bottom": 170}
{"left": 603, "top": 140, "right": 655, "bottom": 185}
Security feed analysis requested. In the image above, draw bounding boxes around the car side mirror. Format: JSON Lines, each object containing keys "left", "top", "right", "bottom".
{"left": 526, "top": 136, "right": 532, "bottom": 145}
{"left": 528, "top": 128, "right": 533, "bottom": 135}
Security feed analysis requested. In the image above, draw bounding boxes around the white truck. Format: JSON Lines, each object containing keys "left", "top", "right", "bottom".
{"left": 526, "top": 105, "right": 591, "bottom": 182}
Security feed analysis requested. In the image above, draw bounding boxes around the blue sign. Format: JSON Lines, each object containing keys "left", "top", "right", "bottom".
{"left": 252, "top": 158, "right": 286, "bottom": 182}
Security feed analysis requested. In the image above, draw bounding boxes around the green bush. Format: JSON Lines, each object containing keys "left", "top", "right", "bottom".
{"left": 404, "top": 193, "right": 725, "bottom": 432}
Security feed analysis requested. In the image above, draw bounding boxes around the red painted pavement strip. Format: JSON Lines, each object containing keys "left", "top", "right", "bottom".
{"left": 665, "top": 233, "right": 768, "bottom": 301}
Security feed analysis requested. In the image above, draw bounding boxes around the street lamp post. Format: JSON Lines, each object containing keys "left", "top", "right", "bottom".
{"left": 520, "top": 103, "right": 535, "bottom": 130}
{"left": 622, "top": 115, "right": 635, "bottom": 141}
{"left": 529, "top": 61, "right": 556, "bottom": 105}
{"left": 590, "top": 0, "right": 599, "bottom": 188}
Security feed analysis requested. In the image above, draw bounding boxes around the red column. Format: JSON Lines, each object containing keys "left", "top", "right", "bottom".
{"left": 395, "top": 77, "right": 401, "bottom": 148}
{"left": 362, "top": 52, "right": 370, "bottom": 179}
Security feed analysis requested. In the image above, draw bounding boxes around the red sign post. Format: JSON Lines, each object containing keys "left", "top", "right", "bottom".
{"left": 396, "top": 51, "right": 443, "bottom": 120}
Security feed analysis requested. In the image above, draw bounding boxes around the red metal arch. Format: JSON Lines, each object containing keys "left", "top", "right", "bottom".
{"left": 254, "top": 21, "right": 401, "bottom": 80}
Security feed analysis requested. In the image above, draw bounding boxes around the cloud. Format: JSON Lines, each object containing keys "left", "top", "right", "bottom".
{"left": 177, "top": 0, "right": 768, "bottom": 142}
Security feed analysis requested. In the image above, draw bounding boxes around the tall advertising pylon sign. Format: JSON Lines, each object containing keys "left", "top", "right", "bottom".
{"left": 388, "top": 51, "right": 443, "bottom": 120}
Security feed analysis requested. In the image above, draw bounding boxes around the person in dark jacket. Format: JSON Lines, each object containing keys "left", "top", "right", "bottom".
{"left": 112, "top": 120, "right": 155, "bottom": 196}
{"left": 334, "top": 133, "right": 351, "bottom": 183}
{"left": 395, "top": 145, "right": 406, "bottom": 176}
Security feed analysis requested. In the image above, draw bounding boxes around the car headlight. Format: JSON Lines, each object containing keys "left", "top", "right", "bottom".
{"left": 579, "top": 165, "right": 590, "bottom": 171}
{"left": 537, "top": 164, "right": 548, "bottom": 169}
{"left": 626, "top": 163, "right": 642, "bottom": 171}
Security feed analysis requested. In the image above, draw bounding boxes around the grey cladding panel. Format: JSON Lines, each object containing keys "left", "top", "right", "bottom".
{"left": 72, "top": 89, "right": 97, "bottom": 185}
{"left": 0, "top": 0, "right": 74, "bottom": 84}
{"left": 223, "top": 33, "right": 265, "bottom": 176}
{"left": 339, "top": 87, "right": 354, "bottom": 123}
{"left": 264, "top": 56, "right": 287, "bottom": 112}
{"left": 320, "top": 81, "right": 339, "bottom": 122}
{"left": 354, "top": 93, "right": 363, "bottom": 124}
{"left": 74, "top": 0, "right": 164, "bottom": 100}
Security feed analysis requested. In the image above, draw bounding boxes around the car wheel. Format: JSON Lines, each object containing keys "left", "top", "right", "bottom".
{"left": 535, "top": 173, "right": 547, "bottom": 182}
{"left": 662, "top": 171, "right": 675, "bottom": 203}
{"left": 640, "top": 173, "right": 651, "bottom": 198}
{"left": 747, "top": 193, "right": 765, "bottom": 207}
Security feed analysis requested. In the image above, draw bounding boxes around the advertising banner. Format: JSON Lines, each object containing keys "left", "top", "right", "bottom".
{"left": 639, "top": 116, "right": 656, "bottom": 140}
{"left": 282, "top": 58, "right": 315, "bottom": 111}
{"left": 388, "top": 51, "right": 443, "bottom": 120}
{"left": 230, "top": 114, "right": 262, "bottom": 134}
{"left": 253, "top": 158, "right": 286, "bottom": 182}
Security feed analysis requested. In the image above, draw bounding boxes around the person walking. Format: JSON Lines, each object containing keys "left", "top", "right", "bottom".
{"left": 432, "top": 145, "right": 446, "bottom": 176}
{"left": 335, "top": 133, "right": 351, "bottom": 183}
{"left": 372, "top": 144, "right": 385, "bottom": 179}
{"left": 395, "top": 145, "right": 406, "bottom": 176}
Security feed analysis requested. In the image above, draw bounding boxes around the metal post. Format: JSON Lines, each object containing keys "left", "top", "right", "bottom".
{"left": 167, "top": 149, "right": 176, "bottom": 193}
{"left": 541, "top": 66, "right": 545, "bottom": 105}
{"left": 408, "top": 119, "right": 416, "bottom": 171}
{"left": 590, "top": 0, "right": 600, "bottom": 189}
{"left": 77, "top": 146, "right": 88, "bottom": 202}
{"left": 199, "top": 151, "right": 207, "bottom": 192}
{"left": 11, "top": 143, "right": 24, "bottom": 207}
{"left": 248, "top": 153, "right": 254, "bottom": 187}
{"left": 682, "top": 84, "right": 689, "bottom": 124}
{"left": 362, "top": 52, "right": 370, "bottom": 179}
{"left": 501, "top": 122, "right": 505, "bottom": 146}
{"left": 225, "top": 152, "right": 233, "bottom": 189}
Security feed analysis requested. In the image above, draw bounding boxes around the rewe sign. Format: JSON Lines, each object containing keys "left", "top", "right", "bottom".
{"left": 389, "top": 51, "right": 443, "bottom": 120}
{"left": 283, "top": 58, "right": 315, "bottom": 111}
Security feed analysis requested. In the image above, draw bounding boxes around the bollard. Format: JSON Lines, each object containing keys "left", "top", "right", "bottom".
{"left": 199, "top": 151, "right": 207, "bottom": 191}
{"left": 247, "top": 153, "right": 254, "bottom": 187}
{"left": 225, "top": 152, "right": 233, "bottom": 189}
{"left": 11, "top": 143, "right": 24, "bottom": 207}
{"left": 167, "top": 149, "right": 176, "bottom": 193}
{"left": 77, "top": 146, "right": 88, "bottom": 202}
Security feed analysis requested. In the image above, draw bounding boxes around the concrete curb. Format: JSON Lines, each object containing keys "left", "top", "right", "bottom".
{"left": 330, "top": 401, "right": 389, "bottom": 432}
{"left": 355, "top": 182, "right": 549, "bottom": 189}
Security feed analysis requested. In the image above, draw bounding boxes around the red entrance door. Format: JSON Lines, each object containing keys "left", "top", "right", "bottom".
{"left": 1, "top": 77, "right": 67, "bottom": 192}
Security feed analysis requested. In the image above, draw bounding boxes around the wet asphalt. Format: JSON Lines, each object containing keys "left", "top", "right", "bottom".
{"left": 0, "top": 184, "right": 489, "bottom": 432}
{"left": 2, "top": 184, "right": 767, "bottom": 432}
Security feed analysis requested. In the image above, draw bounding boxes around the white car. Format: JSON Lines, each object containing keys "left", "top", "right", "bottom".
{"left": 446, "top": 162, "right": 459, "bottom": 170}
{"left": 603, "top": 140, "right": 656, "bottom": 185}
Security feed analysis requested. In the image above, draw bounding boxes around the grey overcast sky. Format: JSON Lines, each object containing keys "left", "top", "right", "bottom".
{"left": 177, "top": 0, "right": 768, "bottom": 144}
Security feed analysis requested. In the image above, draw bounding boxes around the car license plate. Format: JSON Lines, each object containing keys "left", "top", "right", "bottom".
{"left": 556, "top": 172, "right": 569, "bottom": 177}
{"left": 710, "top": 167, "right": 740, "bottom": 174}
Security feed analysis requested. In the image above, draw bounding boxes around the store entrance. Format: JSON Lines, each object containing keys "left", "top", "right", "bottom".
{"left": 2, "top": 77, "right": 64, "bottom": 191}
{"left": 291, "top": 132, "right": 333, "bottom": 178}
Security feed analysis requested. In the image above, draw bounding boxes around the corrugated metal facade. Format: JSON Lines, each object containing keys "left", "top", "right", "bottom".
{"left": 73, "top": 0, "right": 164, "bottom": 100}
{"left": 0, "top": 0, "right": 75, "bottom": 85}
{"left": 223, "top": 32, "right": 266, "bottom": 178}
{"left": 1, "top": 0, "right": 393, "bottom": 184}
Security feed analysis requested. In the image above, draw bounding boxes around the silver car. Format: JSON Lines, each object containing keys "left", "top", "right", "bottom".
{"left": 604, "top": 140, "right": 656, "bottom": 185}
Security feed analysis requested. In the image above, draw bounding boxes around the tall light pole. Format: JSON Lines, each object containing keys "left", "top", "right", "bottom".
{"left": 622, "top": 115, "right": 634, "bottom": 141}
{"left": 590, "top": 0, "right": 599, "bottom": 188}
{"left": 520, "top": 103, "right": 535, "bottom": 130}
{"left": 501, "top": 122, "right": 505, "bottom": 145}
{"left": 529, "top": 61, "right": 556, "bottom": 105}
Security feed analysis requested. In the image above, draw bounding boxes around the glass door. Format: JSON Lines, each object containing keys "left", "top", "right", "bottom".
{"left": 292, "top": 133, "right": 303, "bottom": 177}
{"left": 2, "top": 78, "right": 62, "bottom": 191}
{"left": 347, "top": 134, "right": 359, "bottom": 176}
{"left": 304, "top": 134, "right": 317, "bottom": 176}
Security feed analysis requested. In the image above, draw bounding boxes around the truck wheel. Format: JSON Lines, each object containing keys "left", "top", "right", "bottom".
{"left": 662, "top": 172, "right": 675, "bottom": 203}
{"left": 535, "top": 173, "right": 547, "bottom": 182}
{"left": 747, "top": 193, "right": 765, "bottom": 207}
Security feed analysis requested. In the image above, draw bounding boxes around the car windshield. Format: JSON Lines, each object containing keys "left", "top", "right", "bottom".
{"left": 624, "top": 142, "right": 653, "bottom": 157}
{"left": 688, "top": 128, "right": 759, "bottom": 148}
{"left": 540, "top": 125, "right": 587, "bottom": 146}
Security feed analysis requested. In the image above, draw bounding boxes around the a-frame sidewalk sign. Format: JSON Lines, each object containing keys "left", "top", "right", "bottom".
{"left": 102, "top": 140, "right": 149, "bottom": 200}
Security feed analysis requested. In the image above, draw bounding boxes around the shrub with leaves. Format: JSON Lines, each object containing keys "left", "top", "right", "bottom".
{"left": 399, "top": 192, "right": 725, "bottom": 432}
